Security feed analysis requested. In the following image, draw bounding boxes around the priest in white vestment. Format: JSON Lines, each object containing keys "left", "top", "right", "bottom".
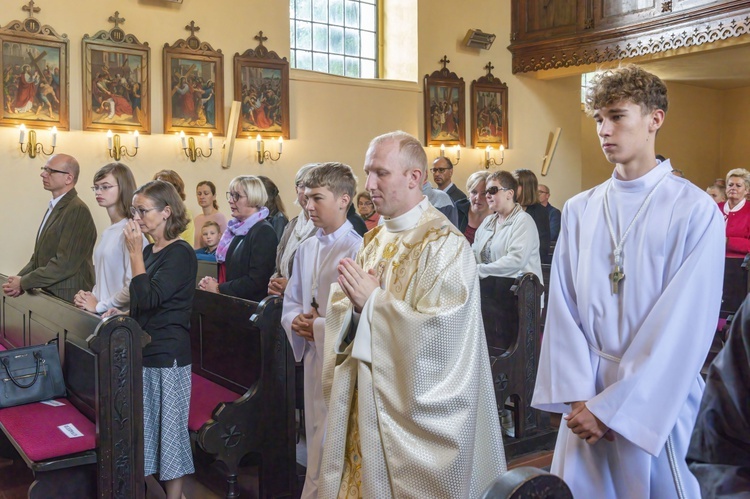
{"left": 532, "top": 65, "right": 725, "bottom": 498}
{"left": 319, "top": 131, "right": 505, "bottom": 499}
{"left": 281, "top": 162, "right": 363, "bottom": 499}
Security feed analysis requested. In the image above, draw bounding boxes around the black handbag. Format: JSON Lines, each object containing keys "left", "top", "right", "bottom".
{"left": 0, "top": 340, "right": 66, "bottom": 408}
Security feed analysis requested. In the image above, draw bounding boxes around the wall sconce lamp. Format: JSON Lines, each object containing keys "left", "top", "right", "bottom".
{"left": 107, "top": 130, "right": 138, "bottom": 161}
{"left": 180, "top": 131, "right": 213, "bottom": 162}
{"left": 439, "top": 143, "right": 461, "bottom": 166}
{"left": 255, "top": 134, "right": 283, "bottom": 164}
{"left": 484, "top": 145, "right": 504, "bottom": 169}
{"left": 19, "top": 125, "right": 56, "bottom": 159}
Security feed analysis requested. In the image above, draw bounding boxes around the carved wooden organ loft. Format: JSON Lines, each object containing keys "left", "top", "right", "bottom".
{"left": 508, "top": 0, "right": 750, "bottom": 74}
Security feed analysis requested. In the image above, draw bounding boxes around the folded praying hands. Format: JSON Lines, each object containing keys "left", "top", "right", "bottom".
{"left": 565, "top": 401, "right": 614, "bottom": 445}
{"left": 337, "top": 258, "right": 379, "bottom": 313}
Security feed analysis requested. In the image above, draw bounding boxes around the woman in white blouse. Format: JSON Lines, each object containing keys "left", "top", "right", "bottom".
{"left": 74, "top": 163, "right": 145, "bottom": 315}
{"left": 472, "top": 170, "right": 542, "bottom": 283}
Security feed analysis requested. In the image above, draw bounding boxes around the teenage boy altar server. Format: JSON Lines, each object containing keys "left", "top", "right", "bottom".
{"left": 532, "top": 65, "right": 724, "bottom": 498}
{"left": 281, "top": 162, "right": 363, "bottom": 499}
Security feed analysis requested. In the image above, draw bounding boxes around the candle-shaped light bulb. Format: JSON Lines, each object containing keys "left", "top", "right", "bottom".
{"left": 440, "top": 143, "right": 445, "bottom": 157}
{"left": 19, "top": 124, "right": 26, "bottom": 144}
{"left": 256, "top": 134, "right": 262, "bottom": 152}
{"left": 277, "top": 137, "right": 283, "bottom": 154}
{"left": 134, "top": 130, "right": 139, "bottom": 148}
{"left": 51, "top": 127, "right": 57, "bottom": 147}
{"left": 455, "top": 145, "right": 461, "bottom": 160}
{"left": 179, "top": 131, "right": 187, "bottom": 149}
{"left": 485, "top": 146, "right": 490, "bottom": 161}
{"left": 500, "top": 144, "right": 505, "bottom": 158}
{"left": 208, "top": 132, "right": 213, "bottom": 150}
{"left": 107, "top": 130, "right": 113, "bottom": 150}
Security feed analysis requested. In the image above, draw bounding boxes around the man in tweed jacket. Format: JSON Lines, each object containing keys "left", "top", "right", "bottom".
{"left": 3, "top": 154, "right": 96, "bottom": 303}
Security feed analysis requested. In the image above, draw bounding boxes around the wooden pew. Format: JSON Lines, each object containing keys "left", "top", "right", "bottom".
{"left": 0, "top": 281, "right": 149, "bottom": 498}
{"left": 188, "top": 291, "right": 295, "bottom": 498}
{"left": 480, "top": 273, "right": 557, "bottom": 460}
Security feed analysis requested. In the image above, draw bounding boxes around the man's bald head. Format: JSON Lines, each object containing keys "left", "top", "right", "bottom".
{"left": 48, "top": 154, "right": 81, "bottom": 183}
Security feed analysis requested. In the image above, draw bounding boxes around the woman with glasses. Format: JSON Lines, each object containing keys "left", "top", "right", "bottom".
{"left": 268, "top": 164, "right": 319, "bottom": 297}
{"left": 472, "top": 171, "right": 542, "bottom": 356}
{"left": 356, "top": 191, "right": 380, "bottom": 230}
{"left": 198, "top": 175, "right": 278, "bottom": 301}
{"left": 74, "top": 163, "right": 145, "bottom": 315}
{"left": 193, "top": 180, "right": 227, "bottom": 249}
{"left": 124, "top": 180, "right": 197, "bottom": 499}
{"left": 456, "top": 171, "right": 491, "bottom": 244}
{"left": 513, "top": 169, "right": 551, "bottom": 264}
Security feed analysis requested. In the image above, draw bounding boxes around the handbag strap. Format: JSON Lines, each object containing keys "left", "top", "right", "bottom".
{"left": 1, "top": 351, "right": 43, "bottom": 389}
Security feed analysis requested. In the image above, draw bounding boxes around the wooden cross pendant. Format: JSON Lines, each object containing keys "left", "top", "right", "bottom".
{"left": 609, "top": 265, "right": 625, "bottom": 294}
{"left": 311, "top": 297, "right": 319, "bottom": 311}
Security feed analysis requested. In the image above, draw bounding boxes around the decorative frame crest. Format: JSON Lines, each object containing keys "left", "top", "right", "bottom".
{"left": 82, "top": 11, "right": 150, "bottom": 134}
{"left": 471, "top": 62, "right": 509, "bottom": 149}
{"left": 424, "top": 55, "right": 465, "bottom": 147}
{"left": 163, "top": 21, "right": 224, "bottom": 136}
{"left": 233, "top": 31, "right": 289, "bottom": 139}
{"left": 0, "top": 1, "right": 70, "bottom": 130}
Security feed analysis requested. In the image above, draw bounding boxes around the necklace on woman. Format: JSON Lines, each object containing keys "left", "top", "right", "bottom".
{"left": 602, "top": 172, "right": 670, "bottom": 294}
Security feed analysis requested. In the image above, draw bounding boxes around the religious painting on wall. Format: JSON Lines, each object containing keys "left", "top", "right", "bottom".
{"left": 234, "top": 32, "right": 289, "bottom": 139}
{"left": 82, "top": 12, "right": 150, "bottom": 134}
{"left": 0, "top": 1, "right": 69, "bottom": 130}
{"left": 471, "top": 62, "right": 508, "bottom": 149}
{"left": 163, "top": 21, "right": 224, "bottom": 136}
{"left": 424, "top": 56, "right": 465, "bottom": 147}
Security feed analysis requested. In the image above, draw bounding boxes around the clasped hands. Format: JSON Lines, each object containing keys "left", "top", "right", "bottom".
{"left": 337, "top": 258, "right": 379, "bottom": 314}
{"left": 2, "top": 275, "right": 23, "bottom": 297}
{"left": 198, "top": 276, "right": 220, "bottom": 293}
{"left": 565, "top": 401, "right": 614, "bottom": 445}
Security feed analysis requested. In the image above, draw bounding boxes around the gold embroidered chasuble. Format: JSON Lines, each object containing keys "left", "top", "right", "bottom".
{"left": 320, "top": 199, "right": 506, "bottom": 499}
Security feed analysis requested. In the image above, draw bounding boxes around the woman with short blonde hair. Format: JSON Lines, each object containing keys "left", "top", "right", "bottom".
{"left": 721, "top": 168, "right": 750, "bottom": 258}
{"left": 199, "top": 175, "right": 278, "bottom": 301}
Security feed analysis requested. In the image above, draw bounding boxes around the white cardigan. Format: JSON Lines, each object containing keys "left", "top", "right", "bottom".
{"left": 472, "top": 205, "right": 543, "bottom": 283}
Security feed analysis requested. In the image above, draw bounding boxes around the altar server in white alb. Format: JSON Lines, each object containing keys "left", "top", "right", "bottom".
{"left": 319, "top": 131, "right": 505, "bottom": 498}
{"left": 281, "top": 162, "right": 362, "bottom": 499}
{"left": 532, "top": 65, "right": 725, "bottom": 498}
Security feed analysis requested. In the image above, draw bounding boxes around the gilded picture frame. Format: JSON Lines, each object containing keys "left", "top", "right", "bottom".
{"left": 163, "top": 22, "right": 224, "bottom": 136}
{"left": 82, "top": 13, "right": 150, "bottom": 134}
{"left": 471, "top": 66, "right": 509, "bottom": 149}
{"left": 234, "top": 33, "right": 289, "bottom": 139}
{"left": 424, "top": 58, "right": 465, "bottom": 147}
{"left": 0, "top": 7, "right": 69, "bottom": 130}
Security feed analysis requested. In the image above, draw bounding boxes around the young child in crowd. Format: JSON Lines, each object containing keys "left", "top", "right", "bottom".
{"left": 195, "top": 220, "right": 221, "bottom": 262}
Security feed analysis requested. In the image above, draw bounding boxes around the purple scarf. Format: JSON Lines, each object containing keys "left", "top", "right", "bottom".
{"left": 215, "top": 207, "right": 269, "bottom": 263}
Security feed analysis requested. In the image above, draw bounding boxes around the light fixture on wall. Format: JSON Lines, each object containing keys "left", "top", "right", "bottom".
{"left": 254, "top": 135, "right": 283, "bottom": 164}
{"left": 107, "top": 130, "right": 138, "bottom": 161}
{"left": 439, "top": 143, "right": 461, "bottom": 166}
{"left": 463, "top": 29, "right": 496, "bottom": 50}
{"left": 19, "top": 125, "right": 56, "bottom": 159}
{"left": 180, "top": 131, "right": 213, "bottom": 162}
{"left": 484, "top": 145, "right": 504, "bottom": 169}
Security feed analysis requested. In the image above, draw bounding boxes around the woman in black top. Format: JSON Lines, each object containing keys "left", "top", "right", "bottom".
{"left": 198, "top": 175, "right": 278, "bottom": 301}
{"left": 124, "top": 180, "right": 196, "bottom": 499}
{"left": 513, "top": 169, "right": 551, "bottom": 264}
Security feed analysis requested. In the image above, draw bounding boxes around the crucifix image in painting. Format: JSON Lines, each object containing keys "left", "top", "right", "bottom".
{"left": 88, "top": 48, "right": 146, "bottom": 127}
{"left": 428, "top": 85, "right": 460, "bottom": 142}
{"left": 239, "top": 66, "right": 283, "bottom": 135}
{"left": 170, "top": 57, "right": 216, "bottom": 128}
{"left": 2, "top": 41, "right": 61, "bottom": 121}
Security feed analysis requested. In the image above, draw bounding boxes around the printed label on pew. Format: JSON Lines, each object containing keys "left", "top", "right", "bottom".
{"left": 40, "top": 400, "right": 65, "bottom": 407}
{"left": 58, "top": 423, "right": 84, "bottom": 438}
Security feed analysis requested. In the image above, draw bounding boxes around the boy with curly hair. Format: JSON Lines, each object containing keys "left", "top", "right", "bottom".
{"left": 532, "top": 65, "right": 725, "bottom": 497}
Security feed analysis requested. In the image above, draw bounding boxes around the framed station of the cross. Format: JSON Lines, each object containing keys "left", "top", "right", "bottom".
{"left": 0, "top": 1, "right": 70, "bottom": 131}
